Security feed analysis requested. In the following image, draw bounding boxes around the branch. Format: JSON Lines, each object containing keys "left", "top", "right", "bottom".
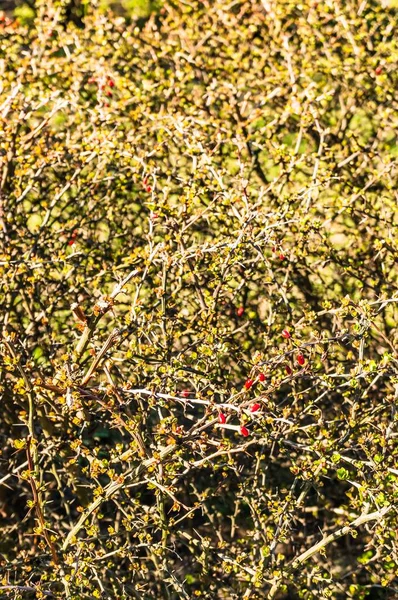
{"left": 264, "top": 505, "right": 393, "bottom": 600}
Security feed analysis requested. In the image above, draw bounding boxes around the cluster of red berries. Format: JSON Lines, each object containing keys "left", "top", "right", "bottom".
{"left": 67, "top": 230, "right": 78, "bottom": 246}
{"left": 244, "top": 371, "right": 266, "bottom": 390}
{"left": 87, "top": 76, "right": 115, "bottom": 106}
{"left": 105, "top": 78, "right": 115, "bottom": 97}
{"left": 142, "top": 176, "right": 152, "bottom": 193}
{"left": 88, "top": 76, "right": 115, "bottom": 90}
{"left": 218, "top": 376, "right": 266, "bottom": 436}
{"left": 218, "top": 413, "right": 250, "bottom": 437}
{"left": 182, "top": 326, "right": 308, "bottom": 439}
{"left": 282, "top": 328, "right": 306, "bottom": 370}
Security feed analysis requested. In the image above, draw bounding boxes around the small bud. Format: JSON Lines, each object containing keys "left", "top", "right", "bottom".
{"left": 244, "top": 379, "right": 254, "bottom": 390}
{"left": 285, "top": 365, "right": 292, "bottom": 375}
{"left": 297, "top": 353, "right": 305, "bottom": 366}
{"left": 218, "top": 412, "right": 226, "bottom": 424}
{"left": 258, "top": 373, "right": 266, "bottom": 382}
{"left": 181, "top": 390, "right": 190, "bottom": 398}
{"left": 250, "top": 403, "right": 261, "bottom": 413}
{"left": 282, "top": 329, "right": 291, "bottom": 339}
{"left": 279, "top": 253, "right": 286, "bottom": 260}
{"left": 240, "top": 426, "right": 249, "bottom": 437}
{"left": 67, "top": 230, "right": 78, "bottom": 246}
{"left": 71, "top": 303, "right": 87, "bottom": 323}
{"left": 237, "top": 306, "right": 244, "bottom": 317}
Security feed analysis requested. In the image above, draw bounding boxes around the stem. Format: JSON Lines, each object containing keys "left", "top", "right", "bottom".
{"left": 26, "top": 439, "right": 59, "bottom": 565}
{"left": 62, "top": 444, "right": 177, "bottom": 552}
{"left": 3, "top": 339, "right": 59, "bottom": 564}
{"left": 264, "top": 505, "right": 392, "bottom": 600}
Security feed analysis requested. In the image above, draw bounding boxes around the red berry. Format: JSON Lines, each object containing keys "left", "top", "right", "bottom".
{"left": 108, "top": 79, "right": 115, "bottom": 87}
{"left": 240, "top": 426, "right": 249, "bottom": 437}
{"left": 375, "top": 66, "right": 382, "bottom": 75}
{"left": 258, "top": 373, "right": 266, "bottom": 382}
{"left": 181, "top": 390, "right": 190, "bottom": 398}
{"left": 285, "top": 365, "right": 292, "bottom": 375}
{"left": 279, "top": 253, "right": 286, "bottom": 260}
{"left": 68, "top": 230, "right": 78, "bottom": 243}
{"left": 237, "top": 306, "right": 244, "bottom": 317}
{"left": 250, "top": 403, "right": 261, "bottom": 413}
{"left": 218, "top": 412, "right": 226, "bottom": 424}
{"left": 244, "top": 379, "right": 254, "bottom": 390}
{"left": 297, "top": 353, "right": 305, "bottom": 366}
{"left": 106, "top": 90, "right": 113, "bottom": 97}
{"left": 282, "top": 329, "right": 291, "bottom": 339}
{"left": 146, "top": 185, "right": 152, "bottom": 193}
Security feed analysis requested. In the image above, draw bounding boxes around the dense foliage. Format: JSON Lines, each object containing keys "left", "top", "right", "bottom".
{"left": 0, "top": 0, "right": 398, "bottom": 598}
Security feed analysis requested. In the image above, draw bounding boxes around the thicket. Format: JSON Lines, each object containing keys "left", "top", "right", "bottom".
{"left": 0, "top": 0, "right": 397, "bottom": 598}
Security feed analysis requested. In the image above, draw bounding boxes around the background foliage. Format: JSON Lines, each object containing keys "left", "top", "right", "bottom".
{"left": 0, "top": 0, "right": 398, "bottom": 598}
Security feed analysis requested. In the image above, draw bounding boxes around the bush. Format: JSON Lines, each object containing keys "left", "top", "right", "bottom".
{"left": 0, "top": 1, "right": 397, "bottom": 598}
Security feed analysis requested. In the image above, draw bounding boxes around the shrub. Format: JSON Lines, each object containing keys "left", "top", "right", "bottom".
{"left": 0, "top": 1, "right": 397, "bottom": 598}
